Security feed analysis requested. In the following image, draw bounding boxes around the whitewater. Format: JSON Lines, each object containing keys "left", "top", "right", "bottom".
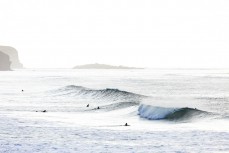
{"left": 0, "top": 69, "right": 229, "bottom": 153}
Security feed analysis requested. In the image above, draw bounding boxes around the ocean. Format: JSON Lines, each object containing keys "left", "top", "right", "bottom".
{"left": 0, "top": 69, "right": 229, "bottom": 153}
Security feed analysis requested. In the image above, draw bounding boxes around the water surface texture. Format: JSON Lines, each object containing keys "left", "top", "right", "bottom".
{"left": 0, "top": 69, "right": 229, "bottom": 152}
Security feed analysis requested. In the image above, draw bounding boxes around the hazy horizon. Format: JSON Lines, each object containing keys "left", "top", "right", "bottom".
{"left": 1, "top": 0, "right": 229, "bottom": 69}
{"left": 1, "top": 2, "right": 229, "bottom": 151}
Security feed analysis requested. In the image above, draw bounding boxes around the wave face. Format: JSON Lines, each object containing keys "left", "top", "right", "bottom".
{"left": 53, "top": 85, "right": 212, "bottom": 121}
{"left": 55, "top": 85, "right": 143, "bottom": 102}
{"left": 48, "top": 85, "right": 143, "bottom": 112}
{"left": 138, "top": 104, "right": 208, "bottom": 121}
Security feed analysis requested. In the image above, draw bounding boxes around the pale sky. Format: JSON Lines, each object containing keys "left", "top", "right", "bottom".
{"left": 0, "top": 0, "right": 229, "bottom": 68}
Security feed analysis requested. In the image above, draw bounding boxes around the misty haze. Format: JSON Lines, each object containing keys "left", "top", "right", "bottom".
{"left": 0, "top": 0, "right": 229, "bottom": 153}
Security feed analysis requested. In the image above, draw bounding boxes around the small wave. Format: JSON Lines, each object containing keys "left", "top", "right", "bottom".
{"left": 86, "top": 101, "right": 138, "bottom": 112}
{"left": 138, "top": 104, "right": 209, "bottom": 121}
{"left": 54, "top": 85, "right": 144, "bottom": 102}
{"left": 197, "top": 96, "right": 228, "bottom": 101}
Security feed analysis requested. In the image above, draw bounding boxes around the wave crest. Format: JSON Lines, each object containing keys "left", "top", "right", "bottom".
{"left": 55, "top": 85, "right": 143, "bottom": 102}
{"left": 138, "top": 104, "right": 208, "bottom": 121}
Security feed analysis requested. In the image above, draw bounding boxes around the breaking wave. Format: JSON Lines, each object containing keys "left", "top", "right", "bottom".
{"left": 138, "top": 104, "right": 209, "bottom": 121}
{"left": 52, "top": 85, "right": 213, "bottom": 121}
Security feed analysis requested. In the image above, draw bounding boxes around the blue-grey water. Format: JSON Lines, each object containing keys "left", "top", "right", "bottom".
{"left": 0, "top": 69, "right": 229, "bottom": 153}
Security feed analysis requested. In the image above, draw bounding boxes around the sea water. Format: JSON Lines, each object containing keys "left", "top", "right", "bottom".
{"left": 0, "top": 69, "right": 229, "bottom": 153}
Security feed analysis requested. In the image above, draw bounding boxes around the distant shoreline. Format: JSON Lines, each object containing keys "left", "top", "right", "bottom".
{"left": 73, "top": 63, "right": 144, "bottom": 69}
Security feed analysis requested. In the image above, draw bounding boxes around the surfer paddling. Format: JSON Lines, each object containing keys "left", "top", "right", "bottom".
{"left": 35, "top": 110, "right": 47, "bottom": 113}
{"left": 124, "top": 123, "right": 130, "bottom": 126}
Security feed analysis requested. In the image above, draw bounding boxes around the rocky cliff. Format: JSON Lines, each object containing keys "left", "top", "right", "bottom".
{"left": 0, "top": 51, "right": 11, "bottom": 71}
{"left": 0, "top": 46, "right": 23, "bottom": 69}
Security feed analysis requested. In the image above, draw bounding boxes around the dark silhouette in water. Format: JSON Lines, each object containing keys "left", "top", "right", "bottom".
{"left": 35, "top": 110, "right": 47, "bottom": 112}
{"left": 124, "top": 123, "right": 130, "bottom": 126}
{"left": 97, "top": 106, "right": 100, "bottom": 109}
{"left": 87, "top": 104, "right": 89, "bottom": 107}
{"left": 21, "top": 90, "right": 24, "bottom": 92}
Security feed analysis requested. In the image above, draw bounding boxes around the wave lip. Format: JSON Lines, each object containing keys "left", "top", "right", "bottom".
{"left": 138, "top": 104, "right": 208, "bottom": 121}
{"left": 55, "top": 85, "right": 144, "bottom": 102}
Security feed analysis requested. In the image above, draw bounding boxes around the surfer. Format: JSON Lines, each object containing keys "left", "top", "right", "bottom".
{"left": 42, "top": 110, "right": 47, "bottom": 113}
{"left": 86, "top": 104, "right": 89, "bottom": 107}
{"left": 124, "top": 123, "right": 130, "bottom": 126}
{"left": 21, "top": 89, "right": 24, "bottom": 92}
{"left": 97, "top": 106, "right": 100, "bottom": 109}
